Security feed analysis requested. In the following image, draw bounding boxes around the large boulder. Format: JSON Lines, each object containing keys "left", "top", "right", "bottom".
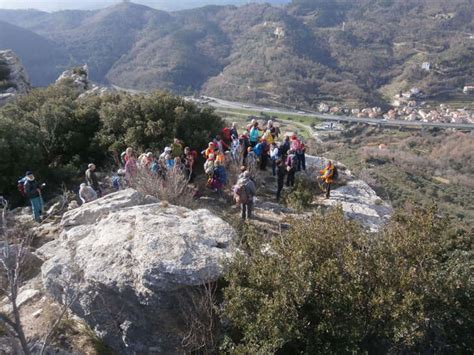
{"left": 0, "top": 50, "right": 31, "bottom": 106}
{"left": 39, "top": 189, "right": 236, "bottom": 353}
{"left": 305, "top": 155, "right": 392, "bottom": 232}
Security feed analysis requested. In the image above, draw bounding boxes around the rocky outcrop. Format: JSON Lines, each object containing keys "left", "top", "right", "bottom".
{"left": 55, "top": 65, "right": 90, "bottom": 91}
{"left": 305, "top": 155, "right": 392, "bottom": 232}
{"left": 38, "top": 189, "right": 236, "bottom": 353}
{"left": 55, "top": 64, "right": 115, "bottom": 98}
{"left": 0, "top": 50, "right": 31, "bottom": 106}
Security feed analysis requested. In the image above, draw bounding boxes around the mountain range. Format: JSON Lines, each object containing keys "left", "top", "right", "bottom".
{"left": 0, "top": 0, "right": 472, "bottom": 107}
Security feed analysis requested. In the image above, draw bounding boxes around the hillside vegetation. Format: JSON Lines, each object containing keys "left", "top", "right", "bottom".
{"left": 0, "top": 0, "right": 472, "bottom": 107}
{"left": 321, "top": 126, "right": 474, "bottom": 226}
{"left": 0, "top": 82, "right": 223, "bottom": 202}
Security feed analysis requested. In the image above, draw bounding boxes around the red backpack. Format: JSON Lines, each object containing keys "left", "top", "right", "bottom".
{"left": 17, "top": 177, "right": 27, "bottom": 197}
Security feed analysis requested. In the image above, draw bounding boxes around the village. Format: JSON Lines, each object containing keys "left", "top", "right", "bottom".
{"left": 318, "top": 87, "right": 474, "bottom": 125}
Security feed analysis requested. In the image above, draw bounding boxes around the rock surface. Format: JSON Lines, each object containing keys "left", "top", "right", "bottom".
{"left": 56, "top": 64, "right": 116, "bottom": 98}
{"left": 39, "top": 189, "right": 236, "bottom": 353}
{"left": 0, "top": 50, "right": 31, "bottom": 106}
{"left": 305, "top": 155, "right": 392, "bottom": 231}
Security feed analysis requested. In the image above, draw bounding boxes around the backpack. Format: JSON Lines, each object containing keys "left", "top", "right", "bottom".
{"left": 112, "top": 176, "right": 122, "bottom": 190}
{"left": 287, "top": 155, "right": 297, "bottom": 171}
{"left": 332, "top": 165, "right": 339, "bottom": 180}
{"left": 233, "top": 184, "right": 249, "bottom": 204}
{"left": 17, "top": 177, "right": 27, "bottom": 197}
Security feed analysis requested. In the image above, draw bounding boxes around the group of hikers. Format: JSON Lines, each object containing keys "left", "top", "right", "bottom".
{"left": 17, "top": 117, "right": 337, "bottom": 222}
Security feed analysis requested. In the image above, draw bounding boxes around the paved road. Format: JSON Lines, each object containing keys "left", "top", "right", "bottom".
{"left": 198, "top": 96, "right": 474, "bottom": 131}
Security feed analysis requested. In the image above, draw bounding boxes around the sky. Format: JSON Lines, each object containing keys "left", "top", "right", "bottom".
{"left": 0, "top": 0, "right": 289, "bottom": 12}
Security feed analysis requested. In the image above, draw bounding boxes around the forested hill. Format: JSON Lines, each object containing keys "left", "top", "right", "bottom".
{"left": 0, "top": 0, "right": 472, "bottom": 107}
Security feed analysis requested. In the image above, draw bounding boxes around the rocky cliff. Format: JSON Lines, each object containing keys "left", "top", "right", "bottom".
{"left": 55, "top": 64, "right": 115, "bottom": 98}
{"left": 0, "top": 49, "right": 30, "bottom": 106}
{"left": 38, "top": 189, "right": 236, "bottom": 353}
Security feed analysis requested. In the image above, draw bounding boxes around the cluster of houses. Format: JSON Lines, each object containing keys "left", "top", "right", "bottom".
{"left": 318, "top": 88, "right": 473, "bottom": 125}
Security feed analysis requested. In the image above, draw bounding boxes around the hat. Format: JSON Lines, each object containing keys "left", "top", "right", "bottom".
{"left": 80, "top": 183, "right": 86, "bottom": 188}
{"left": 25, "top": 171, "right": 33, "bottom": 176}
{"left": 88, "top": 163, "right": 95, "bottom": 169}
{"left": 165, "top": 147, "right": 172, "bottom": 152}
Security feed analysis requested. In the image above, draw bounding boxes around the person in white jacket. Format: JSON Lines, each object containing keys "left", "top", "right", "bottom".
{"left": 79, "top": 183, "right": 97, "bottom": 204}
{"left": 270, "top": 142, "right": 280, "bottom": 176}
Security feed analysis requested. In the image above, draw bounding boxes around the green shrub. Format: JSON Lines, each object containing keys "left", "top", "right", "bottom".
{"left": 283, "top": 176, "right": 315, "bottom": 211}
{"left": 222, "top": 207, "right": 473, "bottom": 353}
{"left": 0, "top": 88, "right": 224, "bottom": 204}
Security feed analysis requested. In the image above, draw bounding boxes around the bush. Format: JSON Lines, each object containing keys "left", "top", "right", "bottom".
{"left": 283, "top": 177, "right": 315, "bottom": 211}
{"left": 222, "top": 206, "right": 473, "bottom": 353}
{"left": 132, "top": 167, "right": 196, "bottom": 209}
{"left": 0, "top": 88, "right": 224, "bottom": 205}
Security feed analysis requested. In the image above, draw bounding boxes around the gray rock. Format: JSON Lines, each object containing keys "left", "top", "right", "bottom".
{"left": 305, "top": 155, "right": 392, "bottom": 231}
{"left": 0, "top": 50, "right": 31, "bottom": 94}
{"left": 40, "top": 189, "right": 236, "bottom": 353}
{"left": 320, "top": 180, "right": 392, "bottom": 232}
{"left": 1, "top": 289, "right": 40, "bottom": 314}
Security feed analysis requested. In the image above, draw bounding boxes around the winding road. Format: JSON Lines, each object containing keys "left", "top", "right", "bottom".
{"left": 199, "top": 96, "right": 474, "bottom": 131}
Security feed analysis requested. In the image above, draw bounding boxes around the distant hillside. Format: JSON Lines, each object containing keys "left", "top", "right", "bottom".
{"left": 0, "top": 20, "right": 69, "bottom": 86}
{"left": 0, "top": 0, "right": 472, "bottom": 106}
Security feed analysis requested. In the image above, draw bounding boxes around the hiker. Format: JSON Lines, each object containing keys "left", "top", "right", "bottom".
{"left": 249, "top": 121, "right": 261, "bottom": 147}
{"left": 279, "top": 136, "right": 291, "bottom": 158}
{"left": 230, "top": 122, "right": 239, "bottom": 139}
{"left": 214, "top": 135, "right": 229, "bottom": 155}
{"left": 165, "top": 154, "right": 175, "bottom": 170}
{"left": 267, "top": 120, "right": 280, "bottom": 139}
{"left": 171, "top": 138, "right": 184, "bottom": 158}
{"left": 120, "top": 147, "right": 134, "bottom": 166}
{"left": 157, "top": 157, "right": 167, "bottom": 179}
{"left": 276, "top": 159, "right": 286, "bottom": 201}
{"left": 222, "top": 126, "right": 232, "bottom": 145}
{"left": 173, "top": 157, "right": 184, "bottom": 172}
{"left": 235, "top": 170, "right": 257, "bottom": 220}
{"left": 183, "top": 147, "right": 197, "bottom": 182}
{"left": 259, "top": 140, "right": 269, "bottom": 171}
{"left": 160, "top": 146, "right": 172, "bottom": 159}
{"left": 137, "top": 153, "right": 147, "bottom": 167}
{"left": 112, "top": 169, "right": 126, "bottom": 190}
{"left": 79, "top": 183, "right": 97, "bottom": 204}
{"left": 213, "top": 161, "right": 227, "bottom": 196}
{"left": 23, "top": 171, "right": 44, "bottom": 223}
{"left": 202, "top": 142, "right": 216, "bottom": 159}
{"left": 246, "top": 118, "right": 257, "bottom": 132}
{"left": 297, "top": 142, "right": 306, "bottom": 171}
{"left": 290, "top": 134, "right": 305, "bottom": 171}
{"left": 143, "top": 152, "right": 154, "bottom": 169}
{"left": 240, "top": 133, "right": 250, "bottom": 164}
{"left": 204, "top": 153, "right": 216, "bottom": 178}
{"left": 85, "top": 163, "right": 101, "bottom": 197}
{"left": 262, "top": 129, "right": 274, "bottom": 145}
{"left": 285, "top": 150, "right": 298, "bottom": 187}
{"left": 270, "top": 142, "right": 280, "bottom": 176}
{"left": 231, "top": 135, "right": 241, "bottom": 163}
{"left": 246, "top": 147, "right": 257, "bottom": 170}
{"left": 319, "top": 161, "right": 336, "bottom": 199}
{"left": 125, "top": 154, "right": 138, "bottom": 185}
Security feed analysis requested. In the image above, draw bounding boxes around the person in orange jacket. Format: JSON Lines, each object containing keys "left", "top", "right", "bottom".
{"left": 202, "top": 142, "right": 216, "bottom": 159}
{"left": 319, "top": 161, "right": 335, "bottom": 199}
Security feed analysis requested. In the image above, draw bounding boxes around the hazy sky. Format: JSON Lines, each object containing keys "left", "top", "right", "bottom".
{"left": 0, "top": 0, "right": 289, "bottom": 12}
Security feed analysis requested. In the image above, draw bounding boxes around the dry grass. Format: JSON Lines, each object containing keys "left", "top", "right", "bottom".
{"left": 131, "top": 167, "right": 197, "bottom": 209}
